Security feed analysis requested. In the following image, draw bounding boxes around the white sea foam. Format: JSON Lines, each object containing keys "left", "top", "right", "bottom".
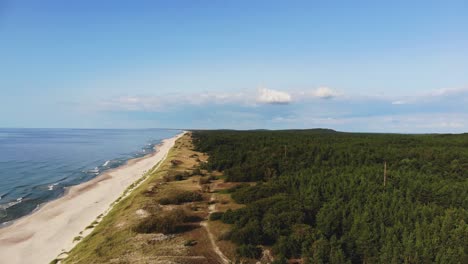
{"left": 103, "top": 160, "right": 111, "bottom": 167}
{"left": 0, "top": 197, "right": 23, "bottom": 210}
{"left": 48, "top": 183, "right": 59, "bottom": 191}
{"left": 88, "top": 167, "right": 99, "bottom": 174}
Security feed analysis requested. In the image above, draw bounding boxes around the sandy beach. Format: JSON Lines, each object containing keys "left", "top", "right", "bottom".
{"left": 0, "top": 132, "right": 184, "bottom": 264}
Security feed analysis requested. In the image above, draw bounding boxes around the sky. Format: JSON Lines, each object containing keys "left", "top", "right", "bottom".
{"left": 1, "top": 0, "right": 467, "bottom": 133}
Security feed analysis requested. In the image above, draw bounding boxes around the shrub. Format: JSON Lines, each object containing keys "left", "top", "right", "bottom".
{"left": 221, "top": 209, "right": 239, "bottom": 224}
{"left": 170, "top": 159, "right": 183, "bottom": 166}
{"left": 174, "top": 174, "right": 184, "bottom": 181}
{"left": 231, "top": 219, "right": 264, "bottom": 245}
{"left": 236, "top": 244, "right": 262, "bottom": 259}
{"left": 133, "top": 209, "right": 186, "bottom": 234}
{"left": 184, "top": 239, "right": 197, "bottom": 246}
{"left": 158, "top": 197, "right": 172, "bottom": 205}
{"left": 177, "top": 191, "right": 203, "bottom": 203}
{"left": 163, "top": 171, "right": 188, "bottom": 182}
{"left": 192, "top": 168, "right": 202, "bottom": 176}
{"left": 184, "top": 214, "right": 204, "bottom": 222}
{"left": 159, "top": 191, "right": 203, "bottom": 205}
{"left": 209, "top": 175, "right": 218, "bottom": 180}
{"left": 226, "top": 183, "right": 250, "bottom": 193}
{"left": 210, "top": 212, "right": 224, "bottom": 221}
{"left": 199, "top": 176, "right": 211, "bottom": 185}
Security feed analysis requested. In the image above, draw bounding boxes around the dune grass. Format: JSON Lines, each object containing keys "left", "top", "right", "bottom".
{"left": 62, "top": 136, "right": 190, "bottom": 262}
{"left": 61, "top": 133, "right": 238, "bottom": 263}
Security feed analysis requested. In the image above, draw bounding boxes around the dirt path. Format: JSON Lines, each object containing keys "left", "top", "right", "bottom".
{"left": 200, "top": 194, "right": 230, "bottom": 264}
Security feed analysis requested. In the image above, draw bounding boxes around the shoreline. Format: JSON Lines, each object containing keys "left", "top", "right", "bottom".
{"left": 0, "top": 131, "right": 185, "bottom": 264}
{"left": 0, "top": 136, "right": 168, "bottom": 229}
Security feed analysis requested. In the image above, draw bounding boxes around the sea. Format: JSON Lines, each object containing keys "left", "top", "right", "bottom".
{"left": 0, "top": 128, "right": 180, "bottom": 226}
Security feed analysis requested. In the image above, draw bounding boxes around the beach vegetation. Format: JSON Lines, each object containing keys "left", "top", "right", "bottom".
{"left": 184, "top": 239, "right": 198, "bottom": 246}
{"left": 236, "top": 244, "right": 262, "bottom": 259}
{"left": 133, "top": 208, "right": 187, "bottom": 234}
{"left": 191, "top": 168, "right": 203, "bottom": 175}
{"left": 170, "top": 159, "right": 183, "bottom": 166}
{"left": 163, "top": 171, "right": 191, "bottom": 182}
{"left": 63, "top": 134, "right": 220, "bottom": 263}
{"left": 158, "top": 190, "right": 203, "bottom": 205}
{"left": 199, "top": 176, "right": 209, "bottom": 185}
{"left": 209, "top": 211, "right": 223, "bottom": 221}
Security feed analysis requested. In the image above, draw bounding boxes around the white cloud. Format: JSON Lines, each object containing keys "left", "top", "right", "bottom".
{"left": 312, "top": 87, "right": 340, "bottom": 99}
{"left": 98, "top": 96, "right": 164, "bottom": 111}
{"left": 387, "top": 86, "right": 468, "bottom": 106}
{"left": 100, "top": 87, "right": 295, "bottom": 111}
{"left": 184, "top": 91, "right": 250, "bottom": 105}
{"left": 391, "top": 100, "right": 407, "bottom": 105}
{"left": 96, "top": 91, "right": 256, "bottom": 112}
{"left": 256, "top": 87, "right": 292, "bottom": 104}
{"left": 270, "top": 113, "right": 468, "bottom": 133}
{"left": 430, "top": 87, "right": 468, "bottom": 97}
{"left": 86, "top": 84, "right": 468, "bottom": 133}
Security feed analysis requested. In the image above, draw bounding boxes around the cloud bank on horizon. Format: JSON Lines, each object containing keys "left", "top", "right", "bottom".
{"left": 1, "top": 1, "right": 467, "bottom": 133}
{"left": 88, "top": 86, "right": 468, "bottom": 133}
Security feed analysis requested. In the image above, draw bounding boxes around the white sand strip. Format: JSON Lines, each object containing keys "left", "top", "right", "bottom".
{"left": 0, "top": 132, "right": 185, "bottom": 264}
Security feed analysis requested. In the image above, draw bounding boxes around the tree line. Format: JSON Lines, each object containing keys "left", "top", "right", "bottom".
{"left": 192, "top": 129, "right": 468, "bottom": 263}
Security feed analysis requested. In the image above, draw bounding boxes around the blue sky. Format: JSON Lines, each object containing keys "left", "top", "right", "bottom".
{"left": 1, "top": 0, "right": 467, "bottom": 132}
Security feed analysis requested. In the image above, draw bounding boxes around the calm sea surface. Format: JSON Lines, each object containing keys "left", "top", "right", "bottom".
{"left": 0, "top": 128, "right": 180, "bottom": 225}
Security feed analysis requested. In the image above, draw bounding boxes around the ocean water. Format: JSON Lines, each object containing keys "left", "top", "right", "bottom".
{"left": 0, "top": 128, "right": 180, "bottom": 225}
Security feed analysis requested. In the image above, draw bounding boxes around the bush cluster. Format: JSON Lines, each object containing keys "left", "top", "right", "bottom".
{"left": 209, "top": 212, "right": 223, "bottom": 221}
{"left": 133, "top": 209, "right": 186, "bottom": 234}
{"left": 236, "top": 244, "right": 262, "bottom": 259}
{"left": 159, "top": 191, "right": 203, "bottom": 205}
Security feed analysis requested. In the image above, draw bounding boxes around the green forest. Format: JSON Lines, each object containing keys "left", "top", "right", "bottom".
{"left": 192, "top": 129, "right": 468, "bottom": 264}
